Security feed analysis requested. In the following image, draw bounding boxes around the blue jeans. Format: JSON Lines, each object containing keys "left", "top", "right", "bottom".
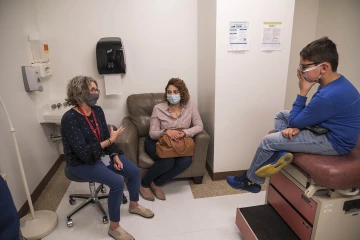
{"left": 141, "top": 136, "right": 192, "bottom": 188}
{"left": 247, "top": 110, "right": 339, "bottom": 184}
{"left": 67, "top": 154, "right": 140, "bottom": 222}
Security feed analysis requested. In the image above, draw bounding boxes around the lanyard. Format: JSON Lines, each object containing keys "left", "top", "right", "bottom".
{"left": 77, "top": 106, "right": 101, "bottom": 142}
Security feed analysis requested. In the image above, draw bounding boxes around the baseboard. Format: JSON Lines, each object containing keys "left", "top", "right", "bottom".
{"left": 18, "top": 154, "right": 64, "bottom": 218}
{"left": 206, "top": 161, "right": 246, "bottom": 181}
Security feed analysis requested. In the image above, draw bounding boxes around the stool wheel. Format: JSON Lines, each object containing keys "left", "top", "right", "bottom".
{"left": 69, "top": 198, "right": 76, "bottom": 205}
{"left": 122, "top": 194, "right": 128, "bottom": 204}
{"left": 67, "top": 219, "right": 73, "bottom": 227}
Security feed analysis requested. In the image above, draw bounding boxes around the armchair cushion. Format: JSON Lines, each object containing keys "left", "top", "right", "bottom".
{"left": 127, "top": 93, "right": 164, "bottom": 137}
{"left": 116, "top": 117, "right": 139, "bottom": 165}
{"left": 138, "top": 137, "right": 155, "bottom": 168}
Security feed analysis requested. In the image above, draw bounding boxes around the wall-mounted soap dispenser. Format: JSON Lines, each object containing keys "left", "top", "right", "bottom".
{"left": 21, "top": 66, "right": 43, "bottom": 92}
{"left": 28, "top": 33, "right": 52, "bottom": 78}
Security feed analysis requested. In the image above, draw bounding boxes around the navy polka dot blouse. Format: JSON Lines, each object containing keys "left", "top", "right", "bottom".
{"left": 61, "top": 106, "right": 121, "bottom": 166}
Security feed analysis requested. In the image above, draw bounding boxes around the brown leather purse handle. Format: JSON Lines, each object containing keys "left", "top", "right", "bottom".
{"left": 166, "top": 135, "right": 187, "bottom": 154}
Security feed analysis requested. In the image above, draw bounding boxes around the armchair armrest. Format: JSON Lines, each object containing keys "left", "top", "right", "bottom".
{"left": 192, "top": 130, "right": 211, "bottom": 176}
{"left": 116, "top": 117, "right": 139, "bottom": 165}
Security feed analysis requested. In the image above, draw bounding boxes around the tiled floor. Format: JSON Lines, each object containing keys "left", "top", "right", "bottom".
{"left": 44, "top": 179, "right": 266, "bottom": 240}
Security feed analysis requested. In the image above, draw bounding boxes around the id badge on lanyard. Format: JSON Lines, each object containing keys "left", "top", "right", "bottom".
{"left": 78, "top": 107, "right": 105, "bottom": 158}
{"left": 77, "top": 107, "right": 101, "bottom": 142}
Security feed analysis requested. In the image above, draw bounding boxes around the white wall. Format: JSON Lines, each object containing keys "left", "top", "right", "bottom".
{"left": 197, "top": 0, "right": 217, "bottom": 170}
{"left": 213, "top": 0, "right": 295, "bottom": 172}
{"left": 315, "top": 0, "right": 360, "bottom": 89}
{"left": 284, "top": 0, "right": 319, "bottom": 109}
{"left": 0, "top": 0, "right": 60, "bottom": 209}
{"left": 35, "top": 0, "right": 198, "bottom": 125}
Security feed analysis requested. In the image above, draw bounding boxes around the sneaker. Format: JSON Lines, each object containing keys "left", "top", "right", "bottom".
{"left": 226, "top": 172, "right": 261, "bottom": 193}
{"left": 255, "top": 151, "right": 293, "bottom": 177}
{"left": 108, "top": 226, "right": 134, "bottom": 240}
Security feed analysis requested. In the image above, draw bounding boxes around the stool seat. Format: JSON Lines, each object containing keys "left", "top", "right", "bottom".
{"left": 293, "top": 138, "right": 360, "bottom": 189}
{"left": 64, "top": 166, "right": 88, "bottom": 182}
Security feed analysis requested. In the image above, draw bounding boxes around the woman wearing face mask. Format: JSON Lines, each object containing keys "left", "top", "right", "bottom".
{"left": 61, "top": 76, "right": 154, "bottom": 240}
{"left": 139, "top": 78, "right": 204, "bottom": 201}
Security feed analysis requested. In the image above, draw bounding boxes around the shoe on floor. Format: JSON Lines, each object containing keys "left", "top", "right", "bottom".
{"left": 139, "top": 185, "right": 155, "bottom": 201}
{"left": 108, "top": 226, "right": 135, "bottom": 240}
{"left": 129, "top": 205, "right": 154, "bottom": 218}
{"left": 226, "top": 172, "right": 261, "bottom": 193}
{"left": 255, "top": 151, "right": 293, "bottom": 177}
{"left": 150, "top": 182, "right": 166, "bottom": 200}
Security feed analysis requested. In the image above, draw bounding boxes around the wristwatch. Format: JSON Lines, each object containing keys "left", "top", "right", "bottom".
{"left": 110, "top": 153, "right": 119, "bottom": 160}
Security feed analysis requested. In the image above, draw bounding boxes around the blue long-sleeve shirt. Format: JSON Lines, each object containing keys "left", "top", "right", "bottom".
{"left": 289, "top": 75, "right": 360, "bottom": 155}
{"left": 61, "top": 106, "right": 121, "bottom": 166}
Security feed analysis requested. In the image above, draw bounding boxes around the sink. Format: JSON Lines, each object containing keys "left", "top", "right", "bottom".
{"left": 38, "top": 100, "right": 71, "bottom": 125}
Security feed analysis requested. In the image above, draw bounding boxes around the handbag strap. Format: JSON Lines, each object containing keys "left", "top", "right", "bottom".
{"left": 171, "top": 137, "right": 187, "bottom": 154}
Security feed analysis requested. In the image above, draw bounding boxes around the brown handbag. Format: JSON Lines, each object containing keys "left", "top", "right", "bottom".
{"left": 156, "top": 134, "right": 195, "bottom": 158}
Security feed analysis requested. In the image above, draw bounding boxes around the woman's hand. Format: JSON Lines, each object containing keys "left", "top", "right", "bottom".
{"left": 166, "top": 129, "right": 181, "bottom": 142}
{"left": 110, "top": 125, "right": 125, "bottom": 143}
{"left": 177, "top": 131, "right": 186, "bottom": 139}
{"left": 281, "top": 128, "right": 300, "bottom": 140}
{"left": 113, "top": 155, "right": 123, "bottom": 171}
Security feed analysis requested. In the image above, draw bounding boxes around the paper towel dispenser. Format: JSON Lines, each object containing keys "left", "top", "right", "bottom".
{"left": 96, "top": 37, "right": 126, "bottom": 74}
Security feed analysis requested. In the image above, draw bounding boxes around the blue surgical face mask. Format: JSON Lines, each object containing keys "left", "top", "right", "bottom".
{"left": 167, "top": 95, "right": 181, "bottom": 105}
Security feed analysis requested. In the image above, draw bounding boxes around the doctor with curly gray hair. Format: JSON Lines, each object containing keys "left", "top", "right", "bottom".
{"left": 62, "top": 76, "right": 154, "bottom": 240}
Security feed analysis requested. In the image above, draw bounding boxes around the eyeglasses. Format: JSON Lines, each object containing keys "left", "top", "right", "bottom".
{"left": 298, "top": 62, "right": 320, "bottom": 71}
{"left": 300, "top": 63, "right": 323, "bottom": 74}
{"left": 90, "top": 88, "right": 100, "bottom": 94}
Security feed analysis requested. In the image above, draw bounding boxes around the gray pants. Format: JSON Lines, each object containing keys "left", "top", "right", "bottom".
{"left": 247, "top": 110, "right": 339, "bottom": 184}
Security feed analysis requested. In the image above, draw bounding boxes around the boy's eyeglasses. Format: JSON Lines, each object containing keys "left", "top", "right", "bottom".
{"left": 298, "top": 62, "right": 320, "bottom": 71}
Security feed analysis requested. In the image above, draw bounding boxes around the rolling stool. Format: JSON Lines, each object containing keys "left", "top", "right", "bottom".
{"left": 64, "top": 167, "right": 128, "bottom": 227}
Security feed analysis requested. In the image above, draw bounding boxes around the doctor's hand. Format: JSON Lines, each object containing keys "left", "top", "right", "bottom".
{"left": 282, "top": 128, "right": 300, "bottom": 140}
{"left": 113, "top": 155, "right": 123, "bottom": 171}
{"left": 110, "top": 125, "right": 125, "bottom": 143}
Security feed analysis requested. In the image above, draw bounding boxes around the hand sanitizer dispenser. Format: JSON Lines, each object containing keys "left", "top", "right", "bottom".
{"left": 21, "top": 66, "right": 43, "bottom": 92}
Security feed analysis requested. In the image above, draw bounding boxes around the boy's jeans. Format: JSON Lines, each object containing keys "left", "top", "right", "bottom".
{"left": 247, "top": 110, "right": 339, "bottom": 184}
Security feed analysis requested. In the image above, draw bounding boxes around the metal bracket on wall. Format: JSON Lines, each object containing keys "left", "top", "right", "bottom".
{"left": 50, "top": 134, "right": 62, "bottom": 142}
